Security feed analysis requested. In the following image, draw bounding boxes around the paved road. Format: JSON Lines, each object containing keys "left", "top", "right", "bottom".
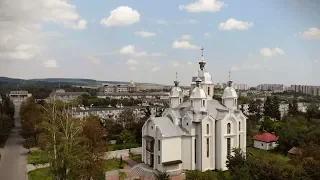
{"left": 0, "top": 102, "right": 28, "bottom": 180}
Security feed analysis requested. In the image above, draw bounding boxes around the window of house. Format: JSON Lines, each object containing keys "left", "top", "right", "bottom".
{"left": 202, "top": 100, "right": 205, "bottom": 107}
{"left": 227, "top": 123, "right": 231, "bottom": 134}
{"left": 207, "top": 124, "right": 209, "bottom": 134}
{"left": 186, "top": 123, "right": 189, "bottom": 126}
{"left": 158, "top": 155, "right": 160, "bottom": 164}
{"left": 194, "top": 139, "right": 197, "bottom": 164}
{"left": 207, "top": 138, "right": 209, "bottom": 157}
{"left": 261, "top": 143, "right": 264, "bottom": 146}
{"left": 158, "top": 140, "right": 160, "bottom": 151}
{"left": 227, "top": 138, "right": 231, "bottom": 157}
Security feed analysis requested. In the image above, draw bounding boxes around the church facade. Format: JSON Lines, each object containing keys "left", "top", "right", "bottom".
{"left": 141, "top": 51, "right": 247, "bottom": 175}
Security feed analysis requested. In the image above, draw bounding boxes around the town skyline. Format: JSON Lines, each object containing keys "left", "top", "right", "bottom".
{"left": 0, "top": 0, "right": 319, "bottom": 86}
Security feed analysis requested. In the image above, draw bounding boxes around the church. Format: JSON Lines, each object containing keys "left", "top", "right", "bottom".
{"left": 141, "top": 49, "right": 247, "bottom": 175}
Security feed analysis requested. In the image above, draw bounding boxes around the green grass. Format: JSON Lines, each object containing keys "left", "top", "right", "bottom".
{"left": 27, "top": 150, "right": 49, "bottom": 165}
{"left": 130, "top": 154, "right": 142, "bottom": 163}
{"left": 247, "top": 147, "right": 289, "bottom": 163}
{"left": 28, "top": 167, "right": 52, "bottom": 180}
{"left": 104, "top": 158, "right": 127, "bottom": 171}
{"left": 107, "top": 143, "right": 139, "bottom": 151}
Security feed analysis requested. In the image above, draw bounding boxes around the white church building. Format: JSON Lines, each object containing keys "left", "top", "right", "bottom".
{"left": 140, "top": 50, "right": 247, "bottom": 175}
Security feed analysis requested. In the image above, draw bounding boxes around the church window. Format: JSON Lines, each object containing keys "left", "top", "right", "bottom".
{"left": 227, "top": 123, "right": 231, "bottom": 134}
{"left": 208, "top": 87, "right": 210, "bottom": 96}
{"left": 206, "top": 138, "right": 209, "bottom": 157}
{"left": 207, "top": 124, "right": 209, "bottom": 134}
{"left": 158, "top": 140, "right": 160, "bottom": 151}
{"left": 239, "top": 135, "right": 241, "bottom": 148}
{"left": 158, "top": 155, "right": 160, "bottom": 164}
{"left": 191, "top": 100, "right": 193, "bottom": 106}
{"left": 202, "top": 100, "right": 205, "bottom": 107}
{"left": 186, "top": 123, "right": 189, "bottom": 126}
{"left": 194, "top": 139, "right": 197, "bottom": 164}
{"left": 180, "top": 98, "right": 182, "bottom": 103}
{"left": 239, "top": 122, "right": 241, "bottom": 131}
{"left": 227, "top": 138, "right": 231, "bottom": 157}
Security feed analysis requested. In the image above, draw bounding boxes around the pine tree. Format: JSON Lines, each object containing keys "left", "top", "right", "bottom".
{"left": 271, "top": 96, "right": 281, "bottom": 120}
{"left": 263, "top": 97, "right": 273, "bottom": 118}
{"left": 288, "top": 98, "right": 299, "bottom": 116}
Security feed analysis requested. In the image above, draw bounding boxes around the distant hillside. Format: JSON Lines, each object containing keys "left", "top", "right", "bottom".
{"left": 0, "top": 77, "right": 164, "bottom": 87}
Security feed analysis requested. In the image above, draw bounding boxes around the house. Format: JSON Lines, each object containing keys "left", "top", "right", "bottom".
{"left": 287, "top": 147, "right": 302, "bottom": 156}
{"left": 252, "top": 131, "right": 278, "bottom": 150}
{"left": 134, "top": 50, "right": 247, "bottom": 177}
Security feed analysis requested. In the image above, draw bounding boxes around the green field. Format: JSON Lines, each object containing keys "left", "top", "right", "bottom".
{"left": 28, "top": 168, "right": 51, "bottom": 180}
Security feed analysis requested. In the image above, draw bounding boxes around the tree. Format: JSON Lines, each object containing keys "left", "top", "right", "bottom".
{"left": 154, "top": 170, "right": 170, "bottom": 180}
{"left": 288, "top": 98, "right": 299, "bottom": 116}
{"left": 263, "top": 97, "right": 273, "bottom": 118}
{"left": 117, "top": 109, "right": 138, "bottom": 129}
{"left": 226, "top": 148, "right": 250, "bottom": 180}
{"left": 0, "top": 95, "right": 15, "bottom": 145}
{"left": 248, "top": 99, "right": 262, "bottom": 124}
{"left": 271, "top": 96, "right": 281, "bottom": 120}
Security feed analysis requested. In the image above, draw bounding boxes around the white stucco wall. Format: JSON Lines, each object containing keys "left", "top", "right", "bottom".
{"left": 201, "top": 116, "right": 215, "bottom": 171}
{"left": 181, "top": 137, "right": 192, "bottom": 170}
{"left": 253, "top": 140, "right": 277, "bottom": 150}
{"left": 161, "top": 137, "right": 181, "bottom": 163}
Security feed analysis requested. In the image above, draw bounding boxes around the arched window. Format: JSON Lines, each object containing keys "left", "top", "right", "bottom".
{"left": 179, "top": 98, "right": 182, "bottom": 104}
{"left": 191, "top": 100, "right": 193, "bottom": 106}
{"left": 207, "top": 124, "right": 209, "bottom": 134}
{"left": 227, "top": 123, "right": 231, "bottom": 134}
{"left": 202, "top": 100, "right": 205, "bottom": 107}
{"left": 207, "top": 87, "right": 210, "bottom": 96}
{"left": 239, "top": 122, "right": 241, "bottom": 131}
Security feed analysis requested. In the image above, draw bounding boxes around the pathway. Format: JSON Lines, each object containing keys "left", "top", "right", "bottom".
{"left": 0, "top": 102, "right": 28, "bottom": 180}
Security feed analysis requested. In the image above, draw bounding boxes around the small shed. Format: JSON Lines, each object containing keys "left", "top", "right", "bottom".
{"left": 252, "top": 131, "right": 279, "bottom": 150}
{"left": 288, "top": 147, "right": 302, "bottom": 156}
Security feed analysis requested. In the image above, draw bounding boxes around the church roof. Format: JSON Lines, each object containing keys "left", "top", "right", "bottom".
{"left": 190, "top": 87, "right": 207, "bottom": 99}
{"left": 152, "top": 116, "right": 185, "bottom": 138}
{"left": 170, "top": 86, "right": 183, "bottom": 97}
{"left": 222, "top": 87, "right": 238, "bottom": 98}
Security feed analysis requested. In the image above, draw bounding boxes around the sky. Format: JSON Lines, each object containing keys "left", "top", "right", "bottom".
{"left": 0, "top": 0, "right": 319, "bottom": 86}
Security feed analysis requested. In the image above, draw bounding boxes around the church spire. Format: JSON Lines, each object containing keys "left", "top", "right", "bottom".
{"left": 199, "top": 46, "right": 206, "bottom": 70}
{"left": 228, "top": 70, "right": 233, "bottom": 87}
{"left": 174, "top": 72, "right": 179, "bottom": 87}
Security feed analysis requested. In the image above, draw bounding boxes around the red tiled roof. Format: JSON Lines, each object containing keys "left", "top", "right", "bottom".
{"left": 252, "top": 131, "right": 278, "bottom": 142}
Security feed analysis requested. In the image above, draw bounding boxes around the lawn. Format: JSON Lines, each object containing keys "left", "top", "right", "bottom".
{"left": 104, "top": 158, "right": 127, "bottom": 171}
{"left": 27, "top": 150, "right": 49, "bottom": 165}
{"left": 107, "top": 143, "right": 139, "bottom": 151}
{"left": 130, "top": 154, "right": 142, "bottom": 163}
{"left": 247, "top": 147, "right": 289, "bottom": 163}
{"left": 28, "top": 167, "right": 52, "bottom": 180}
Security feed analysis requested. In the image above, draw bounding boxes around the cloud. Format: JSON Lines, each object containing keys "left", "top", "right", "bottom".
{"left": 172, "top": 41, "right": 199, "bottom": 49}
{"left": 231, "top": 66, "right": 240, "bottom": 71}
{"left": 188, "top": 62, "right": 193, "bottom": 65}
{"left": 302, "top": 27, "right": 320, "bottom": 40}
{"left": 43, "top": 59, "right": 58, "bottom": 68}
{"left": 126, "top": 59, "right": 139, "bottom": 66}
{"left": 260, "top": 48, "right": 285, "bottom": 57}
{"left": 100, "top": 6, "right": 140, "bottom": 27}
{"left": 313, "top": 60, "right": 319, "bottom": 63}
{"left": 204, "top": 32, "right": 213, "bottom": 38}
{"left": 156, "top": 20, "right": 168, "bottom": 25}
{"left": 119, "top": 45, "right": 147, "bottom": 57}
{"left": 88, "top": 56, "right": 101, "bottom": 65}
{"left": 152, "top": 67, "right": 160, "bottom": 72}
{"left": 181, "top": 34, "right": 192, "bottom": 40}
{"left": 135, "top": 31, "right": 156, "bottom": 37}
{"left": 128, "top": 66, "right": 137, "bottom": 71}
{"left": 179, "top": 0, "right": 226, "bottom": 13}
{"left": 219, "top": 18, "right": 253, "bottom": 31}
{"left": 178, "top": 19, "right": 198, "bottom": 25}
{"left": 170, "top": 62, "right": 180, "bottom": 68}
{"left": 151, "top": 53, "right": 166, "bottom": 57}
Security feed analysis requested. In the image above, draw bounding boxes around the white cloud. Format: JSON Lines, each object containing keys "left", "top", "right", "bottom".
{"left": 172, "top": 41, "right": 199, "bottom": 49}
{"left": 135, "top": 31, "right": 156, "bottom": 37}
{"left": 179, "top": 0, "right": 226, "bottom": 13}
{"left": 119, "top": 45, "right": 147, "bottom": 57}
{"left": 156, "top": 20, "right": 168, "bottom": 25}
{"left": 181, "top": 34, "right": 192, "bottom": 40}
{"left": 100, "top": 6, "right": 140, "bottom": 27}
{"left": 128, "top": 66, "right": 137, "bottom": 71}
{"left": 302, "top": 27, "right": 320, "bottom": 40}
{"left": 204, "top": 32, "right": 213, "bottom": 38}
{"left": 231, "top": 67, "right": 240, "bottom": 71}
{"left": 43, "top": 59, "right": 57, "bottom": 68}
{"left": 219, "top": 18, "right": 253, "bottom": 31}
{"left": 260, "top": 48, "right": 285, "bottom": 57}
{"left": 178, "top": 19, "right": 198, "bottom": 25}
{"left": 152, "top": 67, "right": 160, "bottom": 72}
{"left": 188, "top": 62, "right": 193, "bottom": 65}
{"left": 126, "top": 59, "right": 139, "bottom": 66}
{"left": 151, "top": 53, "right": 166, "bottom": 57}
{"left": 88, "top": 56, "right": 101, "bottom": 65}
{"left": 313, "top": 60, "right": 319, "bottom": 63}
{"left": 73, "top": 19, "right": 87, "bottom": 30}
